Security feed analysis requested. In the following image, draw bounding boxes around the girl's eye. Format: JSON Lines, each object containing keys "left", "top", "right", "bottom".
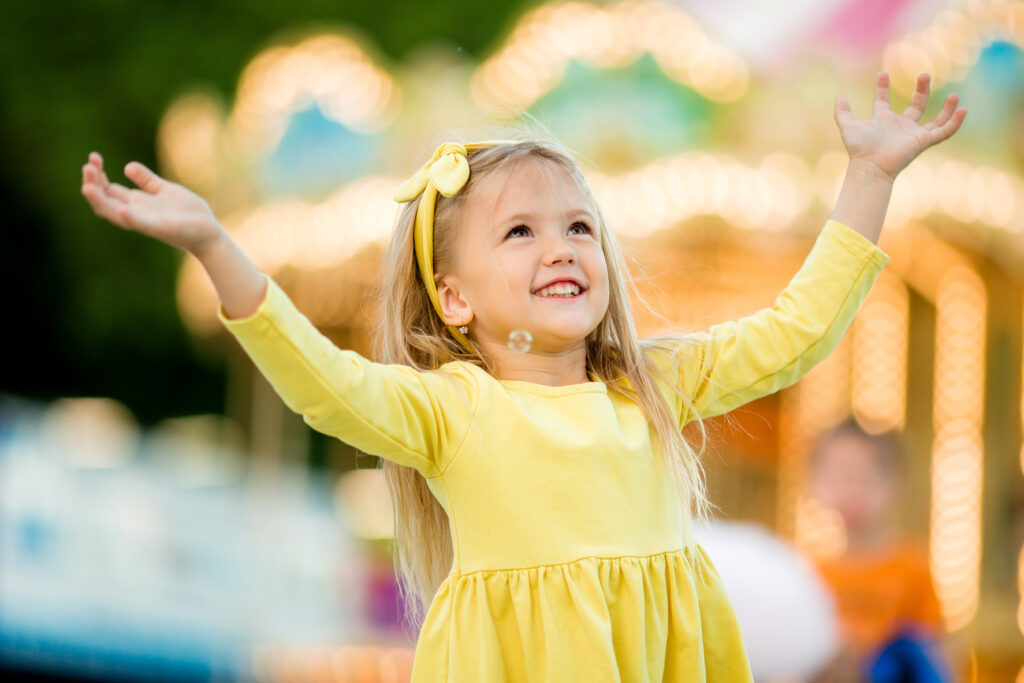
{"left": 568, "top": 221, "right": 593, "bottom": 236}
{"left": 506, "top": 225, "right": 530, "bottom": 239}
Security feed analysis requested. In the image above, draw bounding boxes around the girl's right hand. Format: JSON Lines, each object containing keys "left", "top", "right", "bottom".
{"left": 81, "top": 152, "right": 223, "bottom": 255}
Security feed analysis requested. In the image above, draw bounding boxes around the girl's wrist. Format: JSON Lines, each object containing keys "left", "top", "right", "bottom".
{"left": 190, "top": 222, "right": 230, "bottom": 262}
{"left": 831, "top": 159, "right": 896, "bottom": 243}
{"left": 845, "top": 157, "right": 898, "bottom": 186}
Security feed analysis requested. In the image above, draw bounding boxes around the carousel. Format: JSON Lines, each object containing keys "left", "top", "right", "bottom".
{"left": 158, "top": 0, "right": 1023, "bottom": 676}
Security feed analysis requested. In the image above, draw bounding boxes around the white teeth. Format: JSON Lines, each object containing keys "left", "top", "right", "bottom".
{"left": 537, "top": 283, "right": 581, "bottom": 297}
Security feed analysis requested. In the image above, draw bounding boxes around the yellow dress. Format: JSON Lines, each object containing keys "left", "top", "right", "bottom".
{"left": 219, "top": 220, "right": 889, "bottom": 681}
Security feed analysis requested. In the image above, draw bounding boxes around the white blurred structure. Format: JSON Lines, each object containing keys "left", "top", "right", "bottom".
{"left": 0, "top": 396, "right": 364, "bottom": 680}
{"left": 695, "top": 520, "right": 839, "bottom": 682}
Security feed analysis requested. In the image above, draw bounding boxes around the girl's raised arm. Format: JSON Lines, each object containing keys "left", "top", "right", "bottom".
{"left": 81, "top": 152, "right": 477, "bottom": 475}
{"left": 658, "top": 72, "right": 965, "bottom": 423}
{"left": 831, "top": 71, "right": 966, "bottom": 243}
{"left": 80, "top": 152, "right": 266, "bottom": 319}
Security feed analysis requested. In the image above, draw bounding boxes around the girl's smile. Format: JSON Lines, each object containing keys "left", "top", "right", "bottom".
{"left": 533, "top": 278, "right": 586, "bottom": 299}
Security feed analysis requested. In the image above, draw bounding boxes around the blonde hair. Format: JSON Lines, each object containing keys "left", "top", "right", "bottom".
{"left": 373, "top": 132, "right": 707, "bottom": 626}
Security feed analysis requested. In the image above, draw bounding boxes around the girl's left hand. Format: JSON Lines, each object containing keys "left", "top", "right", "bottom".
{"left": 835, "top": 71, "right": 966, "bottom": 183}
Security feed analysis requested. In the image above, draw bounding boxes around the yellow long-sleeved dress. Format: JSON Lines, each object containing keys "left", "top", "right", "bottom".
{"left": 219, "top": 220, "right": 889, "bottom": 681}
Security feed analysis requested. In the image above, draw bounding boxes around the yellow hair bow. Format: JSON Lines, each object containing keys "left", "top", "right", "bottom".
{"left": 394, "top": 142, "right": 472, "bottom": 202}
{"left": 393, "top": 140, "right": 517, "bottom": 353}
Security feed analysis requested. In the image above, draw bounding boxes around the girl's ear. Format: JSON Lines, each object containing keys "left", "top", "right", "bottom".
{"left": 437, "top": 277, "right": 474, "bottom": 327}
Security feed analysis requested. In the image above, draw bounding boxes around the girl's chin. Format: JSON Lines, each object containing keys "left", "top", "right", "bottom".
{"left": 479, "top": 320, "right": 601, "bottom": 349}
{"left": 526, "top": 328, "right": 597, "bottom": 348}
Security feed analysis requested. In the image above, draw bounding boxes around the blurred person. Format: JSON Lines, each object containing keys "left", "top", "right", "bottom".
{"left": 81, "top": 73, "right": 964, "bottom": 681}
{"left": 810, "top": 419, "right": 951, "bottom": 683}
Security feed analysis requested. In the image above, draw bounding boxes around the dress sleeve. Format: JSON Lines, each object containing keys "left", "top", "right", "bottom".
{"left": 647, "top": 219, "right": 890, "bottom": 424}
{"left": 217, "top": 274, "right": 479, "bottom": 477}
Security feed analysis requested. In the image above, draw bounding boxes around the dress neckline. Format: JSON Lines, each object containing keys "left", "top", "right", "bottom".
{"left": 497, "top": 372, "right": 608, "bottom": 396}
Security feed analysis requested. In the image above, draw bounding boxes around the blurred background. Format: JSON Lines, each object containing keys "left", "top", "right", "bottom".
{"left": 2, "top": 0, "right": 1022, "bottom": 680}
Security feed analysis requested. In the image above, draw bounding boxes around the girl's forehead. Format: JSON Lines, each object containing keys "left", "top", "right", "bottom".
{"left": 468, "top": 157, "right": 593, "bottom": 217}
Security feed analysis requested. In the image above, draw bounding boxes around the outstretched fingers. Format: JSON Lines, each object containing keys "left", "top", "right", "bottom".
{"left": 924, "top": 93, "right": 961, "bottom": 130}
{"left": 124, "top": 161, "right": 166, "bottom": 194}
{"left": 81, "top": 177, "right": 126, "bottom": 226}
{"left": 873, "top": 71, "right": 892, "bottom": 115}
{"left": 927, "top": 105, "right": 967, "bottom": 146}
{"left": 82, "top": 153, "right": 142, "bottom": 228}
{"left": 86, "top": 151, "right": 104, "bottom": 173}
{"left": 83, "top": 153, "right": 111, "bottom": 191}
{"left": 82, "top": 163, "right": 133, "bottom": 202}
{"left": 901, "top": 73, "right": 930, "bottom": 121}
{"left": 920, "top": 91, "right": 966, "bottom": 146}
{"left": 834, "top": 96, "right": 855, "bottom": 128}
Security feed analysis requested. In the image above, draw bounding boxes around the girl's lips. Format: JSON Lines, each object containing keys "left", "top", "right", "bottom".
{"left": 533, "top": 280, "right": 586, "bottom": 298}
{"left": 532, "top": 278, "right": 586, "bottom": 297}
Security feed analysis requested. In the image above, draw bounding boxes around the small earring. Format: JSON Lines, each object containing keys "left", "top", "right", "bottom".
{"left": 458, "top": 325, "right": 469, "bottom": 335}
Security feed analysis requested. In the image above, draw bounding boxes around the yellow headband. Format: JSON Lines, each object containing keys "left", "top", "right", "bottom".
{"left": 393, "top": 140, "right": 517, "bottom": 353}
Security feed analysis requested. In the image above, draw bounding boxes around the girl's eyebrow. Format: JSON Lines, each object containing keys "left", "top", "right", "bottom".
{"left": 497, "top": 208, "right": 596, "bottom": 225}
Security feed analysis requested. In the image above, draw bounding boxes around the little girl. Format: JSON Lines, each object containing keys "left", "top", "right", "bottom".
{"left": 82, "top": 72, "right": 964, "bottom": 681}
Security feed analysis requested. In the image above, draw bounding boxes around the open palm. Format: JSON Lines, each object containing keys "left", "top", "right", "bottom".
{"left": 835, "top": 72, "right": 967, "bottom": 182}
{"left": 81, "top": 152, "right": 221, "bottom": 254}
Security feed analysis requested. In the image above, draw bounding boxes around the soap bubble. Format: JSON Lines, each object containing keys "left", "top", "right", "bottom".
{"left": 507, "top": 329, "right": 532, "bottom": 353}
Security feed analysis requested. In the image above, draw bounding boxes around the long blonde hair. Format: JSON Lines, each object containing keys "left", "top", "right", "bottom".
{"left": 373, "top": 133, "right": 707, "bottom": 626}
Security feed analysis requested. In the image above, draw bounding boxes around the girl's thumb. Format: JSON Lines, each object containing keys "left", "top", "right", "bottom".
{"left": 125, "top": 161, "right": 164, "bottom": 192}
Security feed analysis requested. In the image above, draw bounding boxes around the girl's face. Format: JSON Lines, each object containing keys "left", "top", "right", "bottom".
{"left": 437, "top": 158, "right": 610, "bottom": 355}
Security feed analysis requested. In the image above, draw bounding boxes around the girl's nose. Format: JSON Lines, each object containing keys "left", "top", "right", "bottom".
{"left": 543, "top": 235, "right": 576, "bottom": 265}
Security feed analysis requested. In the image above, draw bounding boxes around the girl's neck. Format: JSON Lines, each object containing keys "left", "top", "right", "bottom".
{"left": 481, "top": 340, "right": 590, "bottom": 386}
